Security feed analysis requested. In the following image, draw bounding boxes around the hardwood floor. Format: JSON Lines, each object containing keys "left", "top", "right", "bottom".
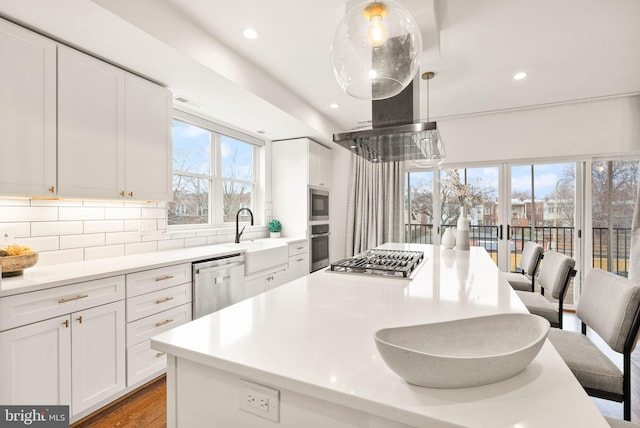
{"left": 69, "top": 314, "right": 640, "bottom": 427}
{"left": 71, "top": 375, "right": 166, "bottom": 428}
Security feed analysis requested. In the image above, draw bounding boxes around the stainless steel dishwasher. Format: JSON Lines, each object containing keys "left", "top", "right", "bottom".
{"left": 192, "top": 254, "right": 245, "bottom": 319}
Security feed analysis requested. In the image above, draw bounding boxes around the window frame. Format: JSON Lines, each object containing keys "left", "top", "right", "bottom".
{"left": 169, "top": 109, "right": 264, "bottom": 230}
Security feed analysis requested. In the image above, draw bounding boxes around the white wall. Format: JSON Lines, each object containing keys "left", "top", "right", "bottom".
{"left": 0, "top": 198, "right": 267, "bottom": 266}
{"left": 438, "top": 95, "right": 640, "bottom": 165}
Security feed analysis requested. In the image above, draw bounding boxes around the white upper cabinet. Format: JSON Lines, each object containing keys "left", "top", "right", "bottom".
{"left": 0, "top": 19, "right": 57, "bottom": 197}
{"left": 124, "top": 74, "right": 172, "bottom": 201}
{"left": 58, "top": 46, "right": 172, "bottom": 201}
{"left": 58, "top": 46, "right": 124, "bottom": 199}
{"left": 308, "top": 141, "right": 332, "bottom": 188}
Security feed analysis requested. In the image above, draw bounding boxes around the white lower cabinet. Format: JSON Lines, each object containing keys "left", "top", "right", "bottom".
{"left": 287, "top": 240, "right": 309, "bottom": 282}
{"left": 244, "top": 266, "right": 288, "bottom": 298}
{"left": 71, "top": 301, "right": 126, "bottom": 415}
{"left": 125, "top": 264, "right": 193, "bottom": 387}
{"left": 0, "top": 300, "right": 126, "bottom": 417}
{"left": 0, "top": 315, "right": 71, "bottom": 406}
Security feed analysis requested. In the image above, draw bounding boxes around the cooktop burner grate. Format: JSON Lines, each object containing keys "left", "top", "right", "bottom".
{"left": 329, "top": 249, "right": 424, "bottom": 278}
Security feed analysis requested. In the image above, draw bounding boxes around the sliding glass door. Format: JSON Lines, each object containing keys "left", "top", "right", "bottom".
{"left": 591, "top": 159, "right": 638, "bottom": 277}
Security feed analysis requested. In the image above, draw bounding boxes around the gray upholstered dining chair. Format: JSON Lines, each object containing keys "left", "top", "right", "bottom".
{"left": 504, "top": 241, "right": 544, "bottom": 292}
{"left": 548, "top": 268, "right": 640, "bottom": 421}
{"left": 514, "top": 250, "right": 576, "bottom": 329}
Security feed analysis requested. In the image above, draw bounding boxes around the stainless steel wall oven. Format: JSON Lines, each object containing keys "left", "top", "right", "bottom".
{"left": 310, "top": 223, "right": 330, "bottom": 272}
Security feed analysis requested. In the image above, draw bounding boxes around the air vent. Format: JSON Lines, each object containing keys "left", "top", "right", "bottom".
{"left": 174, "top": 95, "right": 203, "bottom": 108}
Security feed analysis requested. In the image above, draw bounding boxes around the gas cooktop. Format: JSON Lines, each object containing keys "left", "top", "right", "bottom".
{"left": 329, "top": 249, "right": 425, "bottom": 278}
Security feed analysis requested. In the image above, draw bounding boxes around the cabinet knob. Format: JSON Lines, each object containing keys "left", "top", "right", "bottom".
{"left": 128, "top": 191, "right": 134, "bottom": 198}
{"left": 49, "top": 185, "right": 55, "bottom": 193}
{"left": 76, "top": 316, "right": 83, "bottom": 324}
{"left": 120, "top": 191, "right": 125, "bottom": 197}
{"left": 63, "top": 319, "right": 69, "bottom": 328}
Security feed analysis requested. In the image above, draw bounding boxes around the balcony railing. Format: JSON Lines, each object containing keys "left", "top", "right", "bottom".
{"left": 405, "top": 224, "right": 632, "bottom": 277}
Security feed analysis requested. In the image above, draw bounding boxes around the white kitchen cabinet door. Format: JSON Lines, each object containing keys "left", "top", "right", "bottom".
{"left": 124, "top": 74, "right": 172, "bottom": 201}
{"left": 0, "top": 19, "right": 57, "bottom": 197}
{"left": 57, "top": 45, "right": 125, "bottom": 199}
{"left": 287, "top": 253, "right": 310, "bottom": 282}
{"left": 71, "top": 300, "right": 126, "bottom": 416}
{"left": 266, "top": 268, "right": 288, "bottom": 291}
{"left": 0, "top": 315, "right": 72, "bottom": 406}
{"left": 308, "top": 141, "right": 332, "bottom": 189}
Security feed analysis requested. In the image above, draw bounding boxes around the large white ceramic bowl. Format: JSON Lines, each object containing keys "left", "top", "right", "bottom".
{"left": 374, "top": 313, "right": 550, "bottom": 388}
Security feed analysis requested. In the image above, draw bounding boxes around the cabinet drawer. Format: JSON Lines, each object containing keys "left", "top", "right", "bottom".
{"left": 126, "top": 283, "right": 191, "bottom": 322}
{"left": 126, "top": 303, "right": 191, "bottom": 347}
{"left": 126, "top": 263, "right": 191, "bottom": 297}
{"left": 288, "top": 240, "right": 309, "bottom": 256}
{"left": 127, "top": 339, "right": 167, "bottom": 387}
{"left": 0, "top": 276, "right": 125, "bottom": 332}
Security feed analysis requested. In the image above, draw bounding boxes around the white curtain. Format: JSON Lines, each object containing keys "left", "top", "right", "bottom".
{"left": 345, "top": 154, "right": 405, "bottom": 256}
{"left": 630, "top": 181, "right": 640, "bottom": 281}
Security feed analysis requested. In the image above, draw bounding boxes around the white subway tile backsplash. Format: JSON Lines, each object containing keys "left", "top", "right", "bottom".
{"left": 0, "top": 222, "right": 30, "bottom": 238}
{"left": 125, "top": 241, "right": 157, "bottom": 255}
{"left": 185, "top": 237, "right": 207, "bottom": 248}
{"left": 0, "top": 198, "right": 29, "bottom": 207}
{"left": 84, "top": 245, "right": 125, "bottom": 260}
{"left": 59, "top": 206, "right": 104, "bottom": 221}
{"left": 141, "top": 207, "right": 167, "bottom": 219}
{"left": 105, "top": 231, "right": 141, "bottom": 245}
{"left": 32, "top": 199, "right": 82, "bottom": 207}
{"left": 105, "top": 207, "right": 141, "bottom": 220}
{"left": 84, "top": 220, "right": 125, "bottom": 234}
{"left": 0, "top": 198, "right": 262, "bottom": 266}
{"left": 60, "top": 233, "right": 105, "bottom": 249}
{"left": 38, "top": 249, "right": 84, "bottom": 266}
{"left": 158, "top": 239, "right": 185, "bottom": 251}
{"left": 31, "top": 221, "right": 83, "bottom": 237}
{"left": 15, "top": 236, "right": 60, "bottom": 252}
{"left": 0, "top": 206, "right": 58, "bottom": 222}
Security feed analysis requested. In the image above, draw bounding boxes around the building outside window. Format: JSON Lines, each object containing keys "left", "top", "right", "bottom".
{"left": 168, "top": 111, "right": 262, "bottom": 227}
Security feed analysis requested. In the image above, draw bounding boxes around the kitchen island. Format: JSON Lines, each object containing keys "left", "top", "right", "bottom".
{"left": 152, "top": 244, "right": 609, "bottom": 427}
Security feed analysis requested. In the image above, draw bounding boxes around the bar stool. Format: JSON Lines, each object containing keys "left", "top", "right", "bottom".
{"left": 503, "top": 241, "right": 543, "bottom": 292}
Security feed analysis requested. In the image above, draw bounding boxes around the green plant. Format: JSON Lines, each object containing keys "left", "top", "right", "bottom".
{"left": 268, "top": 219, "right": 282, "bottom": 233}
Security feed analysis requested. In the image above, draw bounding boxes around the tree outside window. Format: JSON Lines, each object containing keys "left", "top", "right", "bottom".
{"left": 169, "top": 119, "right": 256, "bottom": 227}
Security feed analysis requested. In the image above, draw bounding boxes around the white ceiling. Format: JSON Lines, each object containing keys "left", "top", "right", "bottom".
{"left": 1, "top": 0, "right": 639, "bottom": 146}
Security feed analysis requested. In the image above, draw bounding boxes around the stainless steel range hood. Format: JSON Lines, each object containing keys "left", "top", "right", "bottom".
{"left": 333, "top": 79, "right": 444, "bottom": 163}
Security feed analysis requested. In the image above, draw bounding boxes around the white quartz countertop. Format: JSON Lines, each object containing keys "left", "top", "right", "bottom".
{"left": 152, "top": 244, "right": 608, "bottom": 428}
{"left": 0, "top": 237, "right": 305, "bottom": 297}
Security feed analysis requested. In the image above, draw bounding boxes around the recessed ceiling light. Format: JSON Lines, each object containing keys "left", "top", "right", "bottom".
{"left": 243, "top": 28, "right": 258, "bottom": 39}
{"left": 330, "top": 103, "right": 339, "bottom": 109}
{"left": 513, "top": 72, "right": 528, "bottom": 80}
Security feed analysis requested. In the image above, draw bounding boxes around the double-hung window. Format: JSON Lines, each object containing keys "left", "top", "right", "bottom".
{"left": 168, "top": 110, "right": 263, "bottom": 227}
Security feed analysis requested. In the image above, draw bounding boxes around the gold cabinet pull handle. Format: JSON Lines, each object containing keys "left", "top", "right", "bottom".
{"left": 155, "top": 352, "right": 166, "bottom": 358}
{"left": 120, "top": 191, "right": 125, "bottom": 197}
{"left": 155, "top": 275, "right": 174, "bottom": 282}
{"left": 155, "top": 319, "right": 174, "bottom": 327}
{"left": 58, "top": 294, "right": 89, "bottom": 304}
{"left": 63, "top": 319, "right": 69, "bottom": 328}
{"left": 76, "top": 316, "right": 83, "bottom": 324}
{"left": 128, "top": 191, "right": 133, "bottom": 197}
{"left": 49, "top": 185, "right": 55, "bottom": 193}
{"left": 297, "top": 258, "right": 304, "bottom": 262}
{"left": 155, "top": 297, "right": 174, "bottom": 304}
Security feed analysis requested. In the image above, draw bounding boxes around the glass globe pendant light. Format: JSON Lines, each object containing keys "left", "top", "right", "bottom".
{"left": 331, "top": 1, "right": 423, "bottom": 100}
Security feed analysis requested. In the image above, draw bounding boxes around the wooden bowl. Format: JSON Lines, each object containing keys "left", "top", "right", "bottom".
{"left": 1, "top": 253, "right": 39, "bottom": 277}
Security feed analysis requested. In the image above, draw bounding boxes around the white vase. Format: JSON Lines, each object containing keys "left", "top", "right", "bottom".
{"left": 442, "top": 227, "right": 456, "bottom": 249}
{"left": 456, "top": 207, "right": 470, "bottom": 250}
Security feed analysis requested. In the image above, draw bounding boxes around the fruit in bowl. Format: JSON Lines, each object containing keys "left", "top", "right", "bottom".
{"left": 0, "top": 245, "right": 39, "bottom": 277}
